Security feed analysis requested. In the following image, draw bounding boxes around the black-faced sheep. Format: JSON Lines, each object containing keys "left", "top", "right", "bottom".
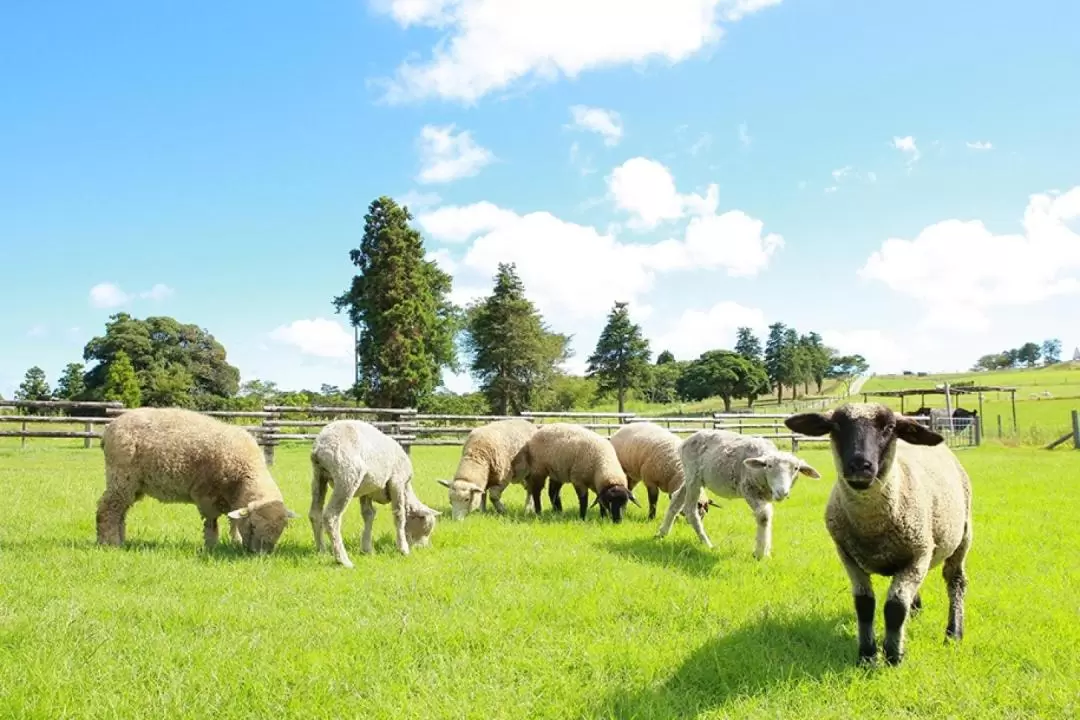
{"left": 96, "top": 407, "right": 299, "bottom": 554}
{"left": 609, "top": 421, "right": 717, "bottom": 520}
{"left": 309, "top": 419, "right": 441, "bottom": 569}
{"left": 511, "top": 422, "right": 639, "bottom": 522}
{"left": 655, "top": 429, "right": 821, "bottom": 559}
{"left": 785, "top": 403, "right": 973, "bottom": 666}
{"left": 436, "top": 418, "right": 538, "bottom": 520}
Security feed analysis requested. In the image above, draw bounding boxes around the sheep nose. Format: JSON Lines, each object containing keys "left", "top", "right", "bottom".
{"left": 847, "top": 456, "right": 875, "bottom": 476}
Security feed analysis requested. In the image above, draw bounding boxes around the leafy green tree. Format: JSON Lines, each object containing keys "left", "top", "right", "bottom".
{"left": 82, "top": 313, "right": 239, "bottom": 405}
{"left": 734, "top": 327, "right": 763, "bottom": 363}
{"left": 827, "top": 354, "right": 869, "bottom": 395}
{"left": 1016, "top": 342, "right": 1042, "bottom": 368}
{"left": 54, "top": 363, "right": 87, "bottom": 400}
{"left": 103, "top": 350, "right": 141, "bottom": 407}
{"left": 333, "top": 196, "right": 460, "bottom": 408}
{"left": 642, "top": 360, "right": 686, "bottom": 405}
{"left": 15, "top": 366, "right": 51, "bottom": 404}
{"left": 656, "top": 350, "right": 675, "bottom": 365}
{"left": 1042, "top": 338, "right": 1062, "bottom": 365}
{"left": 676, "top": 350, "right": 770, "bottom": 412}
{"left": 586, "top": 301, "right": 652, "bottom": 413}
{"left": 462, "top": 263, "right": 570, "bottom": 414}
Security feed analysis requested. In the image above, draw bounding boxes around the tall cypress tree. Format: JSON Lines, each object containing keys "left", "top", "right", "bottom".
{"left": 333, "top": 196, "right": 460, "bottom": 408}
{"left": 463, "top": 263, "right": 570, "bottom": 415}
{"left": 763, "top": 322, "right": 787, "bottom": 401}
{"left": 586, "top": 301, "right": 652, "bottom": 413}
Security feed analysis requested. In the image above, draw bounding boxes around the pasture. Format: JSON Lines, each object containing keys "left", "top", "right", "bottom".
{"left": 1, "top": 442, "right": 1077, "bottom": 719}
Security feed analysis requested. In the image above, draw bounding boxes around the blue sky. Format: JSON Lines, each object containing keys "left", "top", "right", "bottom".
{"left": 3, "top": 0, "right": 1080, "bottom": 398}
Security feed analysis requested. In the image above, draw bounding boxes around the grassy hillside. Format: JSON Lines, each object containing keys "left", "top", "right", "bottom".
{"left": 861, "top": 362, "right": 1080, "bottom": 445}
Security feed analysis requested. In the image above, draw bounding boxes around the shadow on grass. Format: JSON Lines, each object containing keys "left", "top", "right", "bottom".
{"left": 597, "top": 536, "right": 734, "bottom": 577}
{"left": 594, "top": 612, "right": 858, "bottom": 717}
{"left": 0, "top": 535, "right": 318, "bottom": 562}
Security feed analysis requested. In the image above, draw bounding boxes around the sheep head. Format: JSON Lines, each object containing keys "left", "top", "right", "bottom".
{"left": 785, "top": 403, "right": 943, "bottom": 490}
{"left": 404, "top": 500, "right": 441, "bottom": 548}
{"left": 227, "top": 498, "right": 299, "bottom": 554}
{"left": 591, "top": 483, "right": 640, "bottom": 523}
{"left": 742, "top": 450, "right": 821, "bottom": 502}
{"left": 437, "top": 478, "right": 485, "bottom": 520}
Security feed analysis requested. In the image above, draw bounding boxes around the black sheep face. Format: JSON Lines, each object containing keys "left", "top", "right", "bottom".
{"left": 595, "top": 485, "right": 639, "bottom": 523}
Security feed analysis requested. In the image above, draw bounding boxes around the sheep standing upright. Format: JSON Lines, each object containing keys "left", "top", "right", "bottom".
{"left": 436, "top": 418, "right": 538, "bottom": 520}
{"left": 654, "top": 429, "right": 821, "bottom": 559}
{"left": 97, "top": 407, "right": 299, "bottom": 554}
{"left": 511, "top": 422, "right": 639, "bottom": 522}
{"left": 785, "top": 403, "right": 973, "bottom": 666}
{"left": 309, "top": 419, "right": 440, "bottom": 569}
{"left": 609, "top": 422, "right": 717, "bottom": 520}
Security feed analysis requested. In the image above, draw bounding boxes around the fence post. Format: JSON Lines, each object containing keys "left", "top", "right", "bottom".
{"left": 84, "top": 421, "right": 92, "bottom": 449}
{"left": 21, "top": 420, "right": 27, "bottom": 449}
{"left": 1072, "top": 410, "right": 1079, "bottom": 450}
{"left": 997, "top": 415, "right": 1003, "bottom": 438}
{"left": 973, "top": 417, "right": 981, "bottom": 446}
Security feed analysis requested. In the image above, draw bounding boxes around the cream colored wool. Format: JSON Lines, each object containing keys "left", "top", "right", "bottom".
{"left": 437, "top": 418, "right": 538, "bottom": 520}
{"left": 608, "top": 422, "right": 714, "bottom": 520}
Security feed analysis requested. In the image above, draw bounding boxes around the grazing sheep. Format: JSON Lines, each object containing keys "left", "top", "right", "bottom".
{"left": 655, "top": 429, "right": 821, "bottom": 559}
{"left": 511, "top": 422, "right": 640, "bottom": 522}
{"left": 436, "top": 418, "right": 538, "bottom": 520}
{"left": 609, "top": 422, "right": 718, "bottom": 520}
{"left": 309, "top": 419, "right": 441, "bottom": 569}
{"left": 785, "top": 403, "right": 973, "bottom": 666}
{"left": 97, "top": 407, "right": 299, "bottom": 554}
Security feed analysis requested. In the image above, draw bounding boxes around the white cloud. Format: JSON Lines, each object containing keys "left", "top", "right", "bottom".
{"left": 650, "top": 301, "right": 767, "bottom": 360}
{"left": 966, "top": 140, "right": 993, "bottom": 151}
{"left": 821, "top": 328, "right": 909, "bottom": 374}
{"left": 416, "top": 200, "right": 520, "bottom": 243}
{"left": 140, "top": 283, "right": 174, "bottom": 301}
{"left": 89, "top": 282, "right": 131, "bottom": 309}
{"left": 689, "top": 132, "right": 713, "bottom": 156}
{"left": 428, "top": 247, "right": 458, "bottom": 274}
{"left": 832, "top": 166, "right": 853, "bottom": 181}
{"left": 373, "top": 0, "right": 785, "bottom": 103}
{"left": 416, "top": 124, "right": 494, "bottom": 184}
{"left": 400, "top": 190, "right": 443, "bottom": 212}
{"left": 738, "top": 122, "right": 752, "bottom": 147}
{"left": 891, "top": 135, "right": 920, "bottom": 169}
{"left": 268, "top": 318, "right": 354, "bottom": 359}
{"left": 568, "top": 105, "right": 623, "bottom": 146}
{"left": 858, "top": 186, "right": 1080, "bottom": 332}
{"left": 606, "top": 156, "right": 719, "bottom": 229}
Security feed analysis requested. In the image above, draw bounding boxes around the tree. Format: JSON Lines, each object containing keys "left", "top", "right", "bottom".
{"left": 15, "top": 366, "right": 51, "bottom": 404}
{"left": 763, "top": 322, "right": 788, "bottom": 401}
{"left": 642, "top": 361, "right": 686, "bottom": 405}
{"left": 54, "top": 363, "right": 86, "bottom": 400}
{"left": 586, "top": 301, "right": 652, "bottom": 413}
{"left": 656, "top": 350, "right": 675, "bottom": 365}
{"left": 102, "top": 350, "right": 141, "bottom": 407}
{"left": 1041, "top": 338, "right": 1062, "bottom": 365}
{"left": 1016, "top": 342, "right": 1042, "bottom": 368}
{"left": 333, "top": 196, "right": 460, "bottom": 408}
{"left": 734, "top": 327, "right": 763, "bottom": 364}
{"left": 82, "top": 313, "right": 240, "bottom": 405}
{"left": 676, "top": 350, "right": 770, "bottom": 412}
{"left": 462, "top": 263, "right": 570, "bottom": 415}
{"left": 826, "top": 354, "right": 869, "bottom": 395}
{"left": 782, "top": 328, "right": 805, "bottom": 400}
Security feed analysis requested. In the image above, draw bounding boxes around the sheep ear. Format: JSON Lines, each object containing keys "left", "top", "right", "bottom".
{"left": 895, "top": 417, "right": 945, "bottom": 446}
{"left": 784, "top": 411, "right": 834, "bottom": 436}
{"left": 707, "top": 499, "right": 721, "bottom": 508}
{"left": 743, "top": 457, "right": 768, "bottom": 470}
{"left": 797, "top": 462, "right": 821, "bottom": 479}
{"left": 227, "top": 507, "right": 250, "bottom": 520}
{"left": 626, "top": 491, "right": 642, "bottom": 507}
{"left": 469, "top": 486, "right": 485, "bottom": 496}
{"left": 590, "top": 495, "right": 601, "bottom": 508}
{"left": 436, "top": 479, "right": 452, "bottom": 488}
{"left": 412, "top": 504, "right": 441, "bottom": 518}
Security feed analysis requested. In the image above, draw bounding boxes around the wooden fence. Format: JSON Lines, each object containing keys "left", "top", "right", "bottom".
{"left": 1, "top": 400, "right": 832, "bottom": 465}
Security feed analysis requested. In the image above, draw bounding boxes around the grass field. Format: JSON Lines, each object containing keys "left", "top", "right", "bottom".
{"left": 1, "top": 442, "right": 1078, "bottom": 719}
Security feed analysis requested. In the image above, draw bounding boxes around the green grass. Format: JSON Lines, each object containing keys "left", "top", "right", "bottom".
{"left": 1, "top": 442, "right": 1078, "bottom": 718}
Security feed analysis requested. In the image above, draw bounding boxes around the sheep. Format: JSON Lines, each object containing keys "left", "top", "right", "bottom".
{"left": 654, "top": 429, "right": 821, "bottom": 560}
{"left": 309, "top": 419, "right": 441, "bottom": 569}
{"left": 608, "top": 421, "right": 718, "bottom": 520}
{"left": 436, "top": 418, "right": 538, "bottom": 520}
{"left": 784, "top": 403, "right": 973, "bottom": 666}
{"left": 96, "top": 407, "right": 299, "bottom": 554}
{"left": 510, "top": 422, "right": 640, "bottom": 522}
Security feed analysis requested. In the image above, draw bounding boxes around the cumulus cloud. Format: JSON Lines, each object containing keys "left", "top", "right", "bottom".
{"left": 416, "top": 124, "right": 494, "bottom": 184}
{"left": 372, "top": 0, "right": 785, "bottom": 103}
{"left": 891, "top": 135, "right": 920, "bottom": 169}
{"left": 858, "top": 186, "right": 1080, "bottom": 332}
{"left": 568, "top": 105, "right": 623, "bottom": 146}
{"left": 650, "top": 301, "right": 767, "bottom": 360}
{"left": 88, "top": 281, "right": 173, "bottom": 309}
{"left": 416, "top": 200, "right": 520, "bottom": 243}
{"left": 399, "top": 189, "right": 443, "bottom": 212}
{"left": 966, "top": 140, "right": 993, "bottom": 151}
{"left": 821, "top": 328, "right": 908, "bottom": 374}
{"left": 140, "top": 283, "right": 175, "bottom": 301}
{"left": 268, "top": 318, "right": 354, "bottom": 359}
{"left": 606, "top": 157, "right": 721, "bottom": 229}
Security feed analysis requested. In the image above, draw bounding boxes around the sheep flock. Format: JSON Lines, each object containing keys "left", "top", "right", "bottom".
{"left": 90, "top": 403, "right": 974, "bottom": 667}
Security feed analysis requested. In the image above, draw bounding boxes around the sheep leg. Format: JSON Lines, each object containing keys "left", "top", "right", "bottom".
{"left": 322, "top": 482, "right": 357, "bottom": 569}
{"left": 943, "top": 521, "right": 972, "bottom": 642}
{"left": 308, "top": 462, "right": 330, "bottom": 553}
{"left": 359, "top": 497, "right": 377, "bottom": 555}
{"left": 95, "top": 482, "right": 135, "bottom": 547}
{"left": 682, "top": 479, "right": 713, "bottom": 548}
{"left": 387, "top": 482, "right": 411, "bottom": 556}
{"left": 836, "top": 545, "right": 877, "bottom": 665}
{"left": 548, "top": 480, "right": 564, "bottom": 513}
{"left": 488, "top": 486, "right": 507, "bottom": 514}
{"left": 747, "top": 499, "right": 774, "bottom": 560}
{"left": 646, "top": 485, "right": 659, "bottom": 520}
{"left": 883, "top": 559, "right": 931, "bottom": 666}
{"left": 527, "top": 473, "right": 545, "bottom": 515}
{"left": 201, "top": 514, "right": 220, "bottom": 549}
{"left": 655, "top": 484, "right": 685, "bottom": 538}
{"left": 228, "top": 518, "right": 242, "bottom": 545}
{"left": 480, "top": 492, "right": 488, "bottom": 512}
{"left": 575, "top": 485, "right": 589, "bottom": 520}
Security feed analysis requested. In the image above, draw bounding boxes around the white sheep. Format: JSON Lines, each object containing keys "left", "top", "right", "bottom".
{"left": 655, "top": 429, "right": 821, "bottom": 559}
{"left": 309, "top": 419, "right": 441, "bottom": 569}
{"left": 609, "top": 421, "right": 718, "bottom": 520}
{"left": 785, "top": 403, "right": 973, "bottom": 666}
{"left": 437, "top": 418, "right": 538, "bottom": 520}
{"left": 96, "top": 407, "right": 299, "bottom": 553}
{"left": 511, "top": 422, "right": 640, "bottom": 522}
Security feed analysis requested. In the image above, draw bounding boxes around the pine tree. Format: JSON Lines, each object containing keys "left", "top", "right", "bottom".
{"left": 586, "top": 301, "right": 652, "bottom": 413}
{"left": 15, "top": 366, "right": 51, "bottom": 403}
{"left": 734, "top": 327, "right": 763, "bottom": 363}
{"left": 763, "top": 322, "right": 788, "bottom": 401}
{"left": 333, "top": 196, "right": 460, "bottom": 408}
{"left": 463, "top": 263, "right": 570, "bottom": 415}
{"left": 103, "top": 350, "right": 141, "bottom": 407}
{"left": 54, "top": 363, "right": 87, "bottom": 400}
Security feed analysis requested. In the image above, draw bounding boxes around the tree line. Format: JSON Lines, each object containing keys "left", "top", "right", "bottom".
{"left": 6, "top": 195, "right": 870, "bottom": 415}
{"left": 971, "top": 339, "right": 1062, "bottom": 371}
